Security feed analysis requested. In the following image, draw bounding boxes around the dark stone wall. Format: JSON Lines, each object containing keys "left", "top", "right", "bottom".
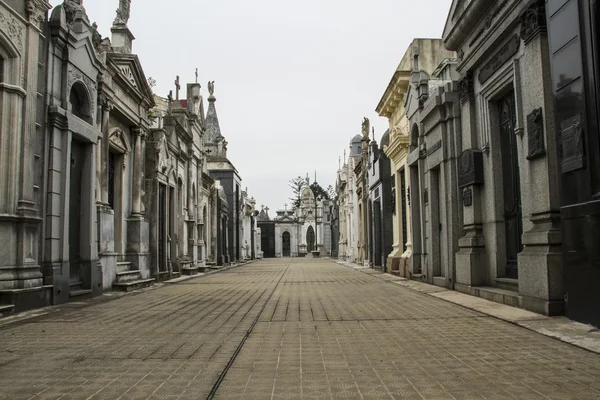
{"left": 546, "top": 0, "right": 600, "bottom": 327}
{"left": 209, "top": 170, "right": 242, "bottom": 262}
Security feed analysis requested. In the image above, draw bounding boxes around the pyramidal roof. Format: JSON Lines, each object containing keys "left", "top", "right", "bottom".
{"left": 205, "top": 82, "right": 223, "bottom": 142}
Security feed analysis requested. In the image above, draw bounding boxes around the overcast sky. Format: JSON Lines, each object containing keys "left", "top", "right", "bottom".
{"left": 51, "top": 0, "right": 452, "bottom": 211}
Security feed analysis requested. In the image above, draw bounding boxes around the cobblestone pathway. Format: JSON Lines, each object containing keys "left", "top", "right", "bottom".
{"left": 1, "top": 259, "right": 600, "bottom": 399}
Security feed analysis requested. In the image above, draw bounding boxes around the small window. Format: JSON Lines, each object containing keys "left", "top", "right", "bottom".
{"left": 0, "top": 57, "right": 4, "bottom": 82}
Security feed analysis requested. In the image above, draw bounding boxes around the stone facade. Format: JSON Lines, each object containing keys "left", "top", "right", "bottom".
{"left": 544, "top": 0, "right": 600, "bottom": 327}
{"left": 0, "top": 0, "right": 261, "bottom": 313}
{"left": 444, "top": 0, "right": 563, "bottom": 315}
{"left": 336, "top": 136, "right": 361, "bottom": 263}
{"left": 367, "top": 131, "right": 393, "bottom": 270}
{"left": 0, "top": 0, "right": 52, "bottom": 312}
{"left": 405, "top": 59, "right": 461, "bottom": 288}
{"left": 269, "top": 185, "right": 332, "bottom": 258}
{"left": 376, "top": 39, "right": 454, "bottom": 278}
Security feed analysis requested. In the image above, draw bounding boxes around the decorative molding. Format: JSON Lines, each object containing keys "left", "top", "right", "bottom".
{"left": 526, "top": 108, "right": 546, "bottom": 160}
{"left": 0, "top": 9, "right": 24, "bottom": 49}
{"left": 459, "top": 74, "right": 474, "bottom": 104}
{"left": 67, "top": 65, "right": 96, "bottom": 111}
{"left": 468, "top": 0, "right": 508, "bottom": 48}
{"left": 426, "top": 140, "right": 442, "bottom": 157}
{"left": 26, "top": 0, "right": 47, "bottom": 25}
{"left": 520, "top": 0, "right": 546, "bottom": 44}
{"left": 118, "top": 64, "right": 137, "bottom": 88}
{"left": 478, "top": 35, "right": 520, "bottom": 84}
{"left": 109, "top": 127, "right": 131, "bottom": 157}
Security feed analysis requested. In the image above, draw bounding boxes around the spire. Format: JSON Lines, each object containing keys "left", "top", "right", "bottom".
{"left": 205, "top": 81, "right": 223, "bottom": 142}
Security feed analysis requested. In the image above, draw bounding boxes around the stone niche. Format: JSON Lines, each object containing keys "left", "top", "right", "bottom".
{"left": 458, "top": 149, "right": 484, "bottom": 188}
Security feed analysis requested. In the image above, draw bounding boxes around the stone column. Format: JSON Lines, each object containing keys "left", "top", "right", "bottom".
{"left": 131, "top": 127, "right": 144, "bottom": 217}
{"left": 100, "top": 100, "right": 112, "bottom": 205}
{"left": 455, "top": 74, "right": 486, "bottom": 290}
{"left": 516, "top": 3, "right": 564, "bottom": 315}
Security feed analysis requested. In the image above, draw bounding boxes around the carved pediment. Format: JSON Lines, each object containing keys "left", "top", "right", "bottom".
{"left": 118, "top": 64, "right": 137, "bottom": 88}
{"left": 109, "top": 127, "right": 131, "bottom": 154}
{"left": 109, "top": 53, "right": 155, "bottom": 108}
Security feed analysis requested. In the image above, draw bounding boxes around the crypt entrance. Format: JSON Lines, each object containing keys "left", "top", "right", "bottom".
{"left": 282, "top": 231, "right": 291, "bottom": 257}
{"left": 498, "top": 91, "right": 523, "bottom": 279}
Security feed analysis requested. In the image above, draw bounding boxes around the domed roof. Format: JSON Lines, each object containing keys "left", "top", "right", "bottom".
{"left": 350, "top": 134, "right": 362, "bottom": 144}
{"left": 380, "top": 129, "right": 390, "bottom": 148}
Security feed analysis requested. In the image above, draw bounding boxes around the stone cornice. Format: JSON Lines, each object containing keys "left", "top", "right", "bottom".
{"left": 444, "top": 0, "right": 495, "bottom": 51}
{"left": 375, "top": 70, "right": 411, "bottom": 118}
{"left": 384, "top": 134, "right": 410, "bottom": 164}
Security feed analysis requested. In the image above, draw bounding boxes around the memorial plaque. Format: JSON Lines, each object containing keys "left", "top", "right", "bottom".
{"left": 526, "top": 108, "right": 546, "bottom": 160}
{"left": 478, "top": 35, "right": 520, "bottom": 84}
{"left": 561, "top": 114, "right": 585, "bottom": 173}
{"left": 462, "top": 188, "right": 473, "bottom": 207}
{"left": 426, "top": 140, "right": 442, "bottom": 157}
{"left": 458, "top": 149, "right": 484, "bottom": 188}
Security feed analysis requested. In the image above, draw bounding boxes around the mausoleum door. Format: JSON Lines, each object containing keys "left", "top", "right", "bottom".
{"left": 307, "top": 226, "right": 315, "bottom": 253}
{"left": 499, "top": 91, "right": 523, "bottom": 279}
{"left": 282, "top": 231, "right": 291, "bottom": 257}
{"left": 158, "top": 184, "right": 167, "bottom": 273}
{"left": 69, "top": 139, "right": 85, "bottom": 284}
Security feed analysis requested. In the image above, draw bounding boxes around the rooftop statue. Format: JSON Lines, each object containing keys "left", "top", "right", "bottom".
{"left": 362, "top": 117, "right": 370, "bottom": 139}
{"left": 208, "top": 81, "right": 215, "bottom": 96}
{"left": 114, "top": 0, "right": 131, "bottom": 25}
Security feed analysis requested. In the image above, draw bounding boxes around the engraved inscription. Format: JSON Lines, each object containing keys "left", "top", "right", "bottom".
{"left": 426, "top": 140, "right": 442, "bottom": 157}
{"left": 478, "top": 35, "right": 520, "bottom": 84}
{"left": 462, "top": 188, "right": 473, "bottom": 207}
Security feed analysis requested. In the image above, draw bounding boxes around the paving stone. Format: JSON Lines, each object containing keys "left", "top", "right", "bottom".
{"left": 0, "top": 258, "right": 599, "bottom": 399}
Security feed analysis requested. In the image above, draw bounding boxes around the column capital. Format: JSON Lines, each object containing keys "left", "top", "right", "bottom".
{"left": 101, "top": 95, "right": 114, "bottom": 112}
{"left": 132, "top": 126, "right": 148, "bottom": 140}
{"left": 520, "top": 0, "right": 546, "bottom": 44}
{"left": 459, "top": 73, "right": 474, "bottom": 104}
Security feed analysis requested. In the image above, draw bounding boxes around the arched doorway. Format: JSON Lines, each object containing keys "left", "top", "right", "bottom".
{"left": 306, "top": 226, "right": 315, "bottom": 253}
{"left": 282, "top": 231, "right": 291, "bottom": 257}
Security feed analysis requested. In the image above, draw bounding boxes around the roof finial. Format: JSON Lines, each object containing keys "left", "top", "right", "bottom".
{"left": 195, "top": 68, "right": 198, "bottom": 84}
{"left": 174, "top": 76, "right": 180, "bottom": 101}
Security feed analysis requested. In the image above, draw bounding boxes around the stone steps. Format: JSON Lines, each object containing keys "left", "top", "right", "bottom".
{"left": 0, "top": 304, "right": 14, "bottom": 318}
{"left": 116, "top": 261, "right": 132, "bottom": 273}
{"left": 116, "top": 270, "right": 143, "bottom": 283}
{"left": 69, "top": 281, "right": 92, "bottom": 300}
{"left": 182, "top": 267, "right": 199, "bottom": 275}
{"left": 113, "top": 278, "right": 155, "bottom": 292}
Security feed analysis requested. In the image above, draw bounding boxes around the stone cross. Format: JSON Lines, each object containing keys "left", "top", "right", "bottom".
{"left": 174, "top": 76, "right": 180, "bottom": 100}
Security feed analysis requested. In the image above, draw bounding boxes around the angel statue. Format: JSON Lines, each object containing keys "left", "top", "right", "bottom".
{"left": 208, "top": 81, "right": 215, "bottom": 96}
{"left": 361, "top": 117, "right": 370, "bottom": 139}
{"left": 114, "top": 0, "right": 131, "bottom": 25}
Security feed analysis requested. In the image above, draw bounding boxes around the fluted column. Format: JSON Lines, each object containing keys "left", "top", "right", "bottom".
{"left": 131, "top": 127, "right": 144, "bottom": 216}
{"left": 100, "top": 99, "right": 112, "bottom": 205}
{"left": 187, "top": 150, "right": 193, "bottom": 219}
